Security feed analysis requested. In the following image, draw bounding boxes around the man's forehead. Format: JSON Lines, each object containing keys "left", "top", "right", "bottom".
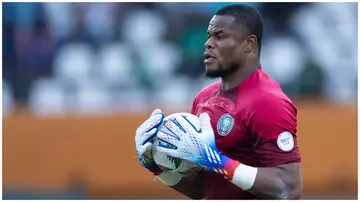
{"left": 209, "top": 15, "right": 236, "bottom": 28}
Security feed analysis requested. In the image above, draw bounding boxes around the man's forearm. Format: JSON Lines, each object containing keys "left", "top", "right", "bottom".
{"left": 244, "top": 166, "right": 293, "bottom": 199}
{"left": 211, "top": 153, "right": 302, "bottom": 199}
{"left": 226, "top": 161, "right": 302, "bottom": 199}
{"left": 157, "top": 171, "right": 204, "bottom": 199}
{"left": 246, "top": 164, "right": 302, "bottom": 199}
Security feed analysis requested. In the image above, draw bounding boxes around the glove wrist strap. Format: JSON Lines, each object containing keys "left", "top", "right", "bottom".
{"left": 210, "top": 152, "right": 257, "bottom": 190}
{"left": 231, "top": 163, "right": 258, "bottom": 190}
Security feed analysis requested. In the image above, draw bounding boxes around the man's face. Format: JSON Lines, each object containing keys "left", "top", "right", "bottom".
{"left": 204, "top": 15, "right": 248, "bottom": 78}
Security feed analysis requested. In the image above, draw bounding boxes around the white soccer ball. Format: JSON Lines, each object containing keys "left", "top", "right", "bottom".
{"left": 152, "top": 112, "right": 201, "bottom": 175}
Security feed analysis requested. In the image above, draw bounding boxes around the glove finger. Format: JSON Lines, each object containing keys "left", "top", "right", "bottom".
{"left": 156, "top": 144, "right": 181, "bottom": 159}
{"left": 138, "top": 143, "right": 148, "bottom": 156}
{"left": 199, "top": 113, "right": 212, "bottom": 131}
{"left": 142, "top": 128, "right": 158, "bottom": 145}
{"left": 139, "top": 141, "right": 153, "bottom": 155}
{"left": 151, "top": 108, "right": 163, "bottom": 117}
{"left": 138, "top": 141, "right": 154, "bottom": 165}
{"left": 142, "top": 142, "right": 155, "bottom": 163}
{"left": 146, "top": 113, "right": 164, "bottom": 132}
{"left": 163, "top": 118, "right": 186, "bottom": 139}
{"left": 136, "top": 113, "right": 164, "bottom": 136}
{"left": 156, "top": 131, "right": 180, "bottom": 149}
{"left": 142, "top": 142, "right": 153, "bottom": 155}
{"left": 144, "top": 141, "right": 153, "bottom": 149}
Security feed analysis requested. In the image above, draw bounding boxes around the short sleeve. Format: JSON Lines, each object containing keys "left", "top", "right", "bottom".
{"left": 191, "top": 96, "right": 198, "bottom": 115}
{"left": 248, "top": 96, "right": 301, "bottom": 167}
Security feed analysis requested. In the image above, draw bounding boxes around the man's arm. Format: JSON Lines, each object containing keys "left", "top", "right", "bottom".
{"left": 227, "top": 161, "right": 302, "bottom": 199}
{"left": 249, "top": 163, "right": 302, "bottom": 199}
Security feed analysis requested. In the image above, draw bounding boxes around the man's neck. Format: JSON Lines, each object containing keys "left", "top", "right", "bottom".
{"left": 220, "top": 60, "right": 259, "bottom": 91}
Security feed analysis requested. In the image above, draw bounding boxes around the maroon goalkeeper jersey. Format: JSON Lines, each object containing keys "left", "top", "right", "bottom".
{"left": 191, "top": 66, "right": 301, "bottom": 199}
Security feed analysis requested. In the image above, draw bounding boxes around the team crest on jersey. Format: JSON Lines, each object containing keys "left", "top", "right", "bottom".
{"left": 217, "top": 114, "right": 234, "bottom": 136}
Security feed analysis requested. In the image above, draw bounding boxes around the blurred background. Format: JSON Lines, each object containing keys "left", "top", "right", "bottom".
{"left": 2, "top": 2, "right": 358, "bottom": 199}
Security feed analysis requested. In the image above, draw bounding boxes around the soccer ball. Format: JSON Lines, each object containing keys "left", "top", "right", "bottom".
{"left": 152, "top": 112, "right": 201, "bottom": 175}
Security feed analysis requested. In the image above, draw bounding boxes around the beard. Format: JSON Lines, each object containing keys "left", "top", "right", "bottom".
{"left": 205, "top": 62, "right": 240, "bottom": 79}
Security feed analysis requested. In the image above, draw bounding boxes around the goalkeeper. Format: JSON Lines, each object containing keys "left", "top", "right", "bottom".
{"left": 135, "top": 4, "right": 302, "bottom": 200}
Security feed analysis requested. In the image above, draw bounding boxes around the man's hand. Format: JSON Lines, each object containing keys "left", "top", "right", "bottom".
{"left": 156, "top": 113, "right": 237, "bottom": 179}
{"left": 135, "top": 109, "right": 164, "bottom": 175}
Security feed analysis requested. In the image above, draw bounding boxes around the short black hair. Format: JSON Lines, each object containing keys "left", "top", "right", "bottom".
{"left": 215, "top": 4, "right": 263, "bottom": 54}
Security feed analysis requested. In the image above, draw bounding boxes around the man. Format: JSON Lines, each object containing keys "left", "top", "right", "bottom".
{"left": 135, "top": 4, "right": 302, "bottom": 199}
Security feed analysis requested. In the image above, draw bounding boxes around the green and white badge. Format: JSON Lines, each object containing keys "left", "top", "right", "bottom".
{"left": 217, "top": 113, "right": 234, "bottom": 136}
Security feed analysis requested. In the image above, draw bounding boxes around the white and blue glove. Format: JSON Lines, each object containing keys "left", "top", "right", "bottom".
{"left": 135, "top": 109, "right": 184, "bottom": 186}
{"left": 156, "top": 113, "right": 240, "bottom": 180}
{"left": 135, "top": 109, "right": 164, "bottom": 175}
